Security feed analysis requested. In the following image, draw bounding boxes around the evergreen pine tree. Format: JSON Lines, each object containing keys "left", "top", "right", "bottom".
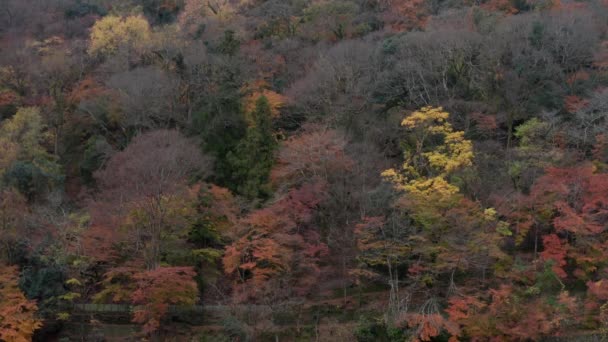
{"left": 226, "top": 96, "right": 277, "bottom": 199}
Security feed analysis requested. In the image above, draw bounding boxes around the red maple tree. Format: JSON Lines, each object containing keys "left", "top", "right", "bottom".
{"left": 131, "top": 267, "right": 199, "bottom": 334}
{"left": 223, "top": 181, "right": 328, "bottom": 302}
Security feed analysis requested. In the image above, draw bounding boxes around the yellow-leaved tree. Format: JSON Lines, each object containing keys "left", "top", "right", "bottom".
{"left": 368, "top": 107, "right": 508, "bottom": 341}
{"left": 0, "top": 107, "right": 62, "bottom": 198}
{"left": 88, "top": 15, "right": 152, "bottom": 57}
{"left": 0, "top": 107, "right": 54, "bottom": 166}
{"left": 381, "top": 106, "right": 473, "bottom": 198}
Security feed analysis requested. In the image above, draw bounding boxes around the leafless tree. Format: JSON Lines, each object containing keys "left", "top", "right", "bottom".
{"left": 93, "top": 129, "right": 213, "bottom": 269}
{"left": 106, "top": 67, "right": 184, "bottom": 130}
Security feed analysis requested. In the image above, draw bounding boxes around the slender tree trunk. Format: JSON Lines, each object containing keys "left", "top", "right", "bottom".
{"left": 54, "top": 126, "right": 60, "bottom": 156}
{"left": 534, "top": 226, "right": 539, "bottom": 260}
{"left": 342, "top": 256, "right": 347, "bottom": 305}
{"left": 507, "top": 111, "right": 514, "bottom": 149}
{"left": 387, "top": 257, "right": 398, "bottom": 323}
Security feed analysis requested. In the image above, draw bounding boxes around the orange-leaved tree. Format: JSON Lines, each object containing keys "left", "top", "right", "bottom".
{"left": 131, "top": 267, "right": 199, "bottom": 335}
{"left": 446, "top": 285, "right": 578, "bottom": 340}
{"left": 0, "top": 265, "right": 41, "bottom": 342}
{"left": 223, "top": 181, "right": 328, "bottom": 302}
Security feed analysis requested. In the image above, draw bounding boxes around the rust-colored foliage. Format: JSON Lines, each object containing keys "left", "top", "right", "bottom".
{"left": 81, "top": 224, "right": 125, "bottom": 264}
{"left": 540, "top": 234, "right": 568, "bottom": 279}
{"left": 585, "top": 279, "right": 608, "bottom": 325}
{"left": 593, "top": 134, "right": 608, "bottom": 162}
{"left": 405, "top": 312, "right": 459, "bottom": 342}
{"left": 587, "top": 280, "right": 608, "bottom": 301}
{"left": 381, "top": 0, "right": 429, "bottom": 32}
{"left": 271, "top": 124, "right": 353, "bottom": 185}
{"left": 131, "top": 267, "right": 198, "bottom": 334}
{"left": 481, "top": 0, "right": 519, "bottom": 14}
{"left": 518, "top": 165, "right": 608, "bottom": 281}
{"left": 242, "top": 80, "right": 287, "bottom": 119}
{"left": 0, "top": 265, "right": 42, "bottom": 342}
{"left": 564, "top": 95, "right": 589, "bottom": 113}
{"left": 550, "top": 0, "right": 589, "bottom": 11}
{"left": 223, "top": 181, "right": 328, "bottom": 301}
{"left": 445, "top": 295, "right": 487, "bottom": 338}
{"left": 531, "top": 166, "right": 608, "bottom": 236}
{"left": 446, "top": 285, "right": 577, "bottom": 340}
{"left": 66, "top": 77, "right": 108, "bottom": 106}
{"left": 0, "top": 90, "right": 19, "bottom": 107}
{"left": 470, "top": 112, "right": 498, "bottom": 134}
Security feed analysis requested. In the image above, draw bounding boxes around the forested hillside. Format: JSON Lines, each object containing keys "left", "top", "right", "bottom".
{"left": 2, "top": 0, "right": 608, "bottom": 340}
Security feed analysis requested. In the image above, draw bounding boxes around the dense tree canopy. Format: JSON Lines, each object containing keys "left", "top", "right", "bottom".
{"left": 0, "top": 265, "right": 41, "bottom": 342}
{"left": 3, "top": 0, "right": 608, "bottom": 340}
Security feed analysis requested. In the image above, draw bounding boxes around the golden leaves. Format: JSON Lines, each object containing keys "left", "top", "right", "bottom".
{"left": 400, "top": 106, "right": 449, "bottom": 128}
{"left": 384, "top": 106, "right": 473, "bottom": 198}
{"left": 242, "top": 80, "right": 287, "bottom": 120}
{"left": 88, "top": 15, "right": 152, "bottom": 57}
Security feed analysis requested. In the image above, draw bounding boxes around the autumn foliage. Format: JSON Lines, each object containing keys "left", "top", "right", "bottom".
{"left": 0, "top": 265, "right": 41, "bottom": 342}
{"left": 223, "top": 181, "right": 328, "bottom": 302}
{"left": 4, "top": 0, "right": 608, "bottom": 340}
{"left": 131, "top": 267, "right": 199, "bottom": 334}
